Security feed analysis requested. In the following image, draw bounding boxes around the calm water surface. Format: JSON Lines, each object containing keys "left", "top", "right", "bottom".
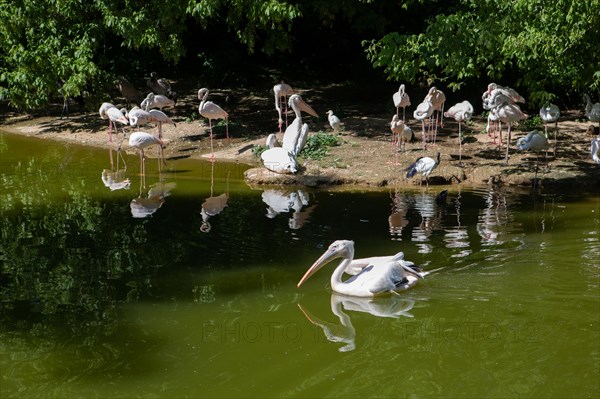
{"left": 1, "top": 131, "right": 599, "bottom": 398}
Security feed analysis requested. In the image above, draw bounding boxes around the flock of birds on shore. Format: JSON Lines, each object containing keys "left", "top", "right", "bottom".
{"left": 95, "top": 73, "right": 600, "bottom": 297}
{"left": 100, "top": 73, "right": 600, "bottom": 190}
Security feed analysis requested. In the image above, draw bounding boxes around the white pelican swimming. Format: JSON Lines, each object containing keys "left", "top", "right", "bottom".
{"left": 282, "top": 94, "right": 318, "bottom": 156}
{"left": 297, "top": 240, "right": 425, "bottom": 297}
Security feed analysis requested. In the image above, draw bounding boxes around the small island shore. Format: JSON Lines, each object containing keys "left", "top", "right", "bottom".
{"left": 2, "top": 105, "right": 599, "bottom": 191}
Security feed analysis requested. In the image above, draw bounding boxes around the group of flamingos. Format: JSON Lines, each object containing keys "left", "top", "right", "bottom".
{"left": 100, "top": 75, "right": 600, "bottom": 183}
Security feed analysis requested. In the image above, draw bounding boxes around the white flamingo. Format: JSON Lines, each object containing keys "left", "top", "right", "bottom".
{"left": 105, "top": 106, "right": 129, "bottom": 146}
{"left": 516, "top": 130, "right": 550, "bottom": 171}
{"left": 584, "top": 94, "right": 600, "bottom": 129}
{"left": 127, "top": 106, "right": 158, "bottom": 129}
{"left": 141, "top": 92, "right": 175, "bottom": 111}
{"left": 273, "top": 81, "right": 293, "bottom": 132}
{"left": 444, "top": 101, "right": 473, "bottom": 164}
{"left": 413, "top": 99, "right": 434, "bottom": 150}
{"left": 128, "top": 132, "right": 166, "bottom": 188}
{"left": 539, "top": 103, "right": 560, "bottom": 155}
{"left": 99, "top": 102, "right": 117, "bottom": 142}
{"left": 496, "top": 102, "right": 528, "bottom": 165}
{"left": 425, "top": 87, "right": 446, "bottom": 144}
{"left": 148, "top": 109, "right": 176, "bottom": 139}
{"left": 198, "top": 88, "right": 229, "bottom": 158}
{"left": 392, "top": 84, "right": 411, "bottom": 122}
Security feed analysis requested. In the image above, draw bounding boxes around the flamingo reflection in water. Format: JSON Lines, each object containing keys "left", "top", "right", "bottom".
{"left": 297, "top": 240, "right": 429, "bottom": 297}
{"left": 261, "top": 189, "right": 316, "bottom": 229}
{"left": 389, "top": 190, "right": 409, "bottom": 240}
{"left": 130, "top": 170, "right": 176, "bottom": 218}
{"left": 200, "top": 162, "right": 229, "bottom": 233}
{"left": 101, "top": 147, "right": 130, "bottom": 191}
{"left": 298, "top": 294, "right": 418, "bottom": 352}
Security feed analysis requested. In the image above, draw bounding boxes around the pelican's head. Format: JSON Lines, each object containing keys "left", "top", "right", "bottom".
{"left": 297, "top": 240, "right": 355, "bottom": 288}
{"left": 289, "top": 94, "right": 319, "bottom": 118}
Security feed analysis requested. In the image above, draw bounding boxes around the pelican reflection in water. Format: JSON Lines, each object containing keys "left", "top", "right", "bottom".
{"left": 297, "top": 240, "right": 428, "bottom": 297}
{"left": 298, "top": 294, "right": 418, "bottom": 352}
{"left": 261, "top": 189, "right": 316, "bottom": 229}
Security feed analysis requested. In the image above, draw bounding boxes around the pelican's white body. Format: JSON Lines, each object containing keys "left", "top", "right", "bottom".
{"left": 297, "top": 240, "right": 425, "bottom": 297}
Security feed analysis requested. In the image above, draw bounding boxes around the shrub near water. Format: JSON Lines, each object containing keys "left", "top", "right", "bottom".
{"left": 252, "top": 132, "right": 341, "bottom": 160}
{"left": 301, "top": 132, "right": 341, "bottom": 160}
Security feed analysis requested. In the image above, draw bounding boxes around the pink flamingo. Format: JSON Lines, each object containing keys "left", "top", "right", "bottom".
{"left": 392, "top": 84, "right": 411, "bottom": 122}
{"left": 273, "top": 81, "right": 293, "bottom": 132}
{"left": 198, "top": 88, "right": 229, "bottom": 159}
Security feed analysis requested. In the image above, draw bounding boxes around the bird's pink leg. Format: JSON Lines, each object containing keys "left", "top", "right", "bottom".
{"left": 225, "top": 117, "right": 230, "bottom": 144}
{"left": 284, "top": 95, "right": 288, "bottom": 129}
{"left": 458, "top": 121, "right": 462, "bottom": 164}
{"left": 208, "top": 119, "right": 215, "bottom": 161}
{"left": 108, "top": 121, "right": 113, "bottom": 143}
{"left": 504, "top": 125, "right": 511, "bottom": 165}
{"left": 421, "top": 120, "right": 426, "bottom": 151}
{"left": 402, "top": 107, "right": 406, "bottom": 123}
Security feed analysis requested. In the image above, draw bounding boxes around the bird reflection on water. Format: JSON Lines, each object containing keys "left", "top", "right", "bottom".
{"left": 101, "top": 147, "right": 130, "bottom": 191}
{"left": 200, "top": 162, "right": 229, "bottom": 233}
{"left": 261, "top": 189, "right": 316, "bottom": 230}
{"left": 298, "top": 294, "right": 419, "bottom": 352}
{"left": 130, "top": 170, "right": 176, "bottom": 219}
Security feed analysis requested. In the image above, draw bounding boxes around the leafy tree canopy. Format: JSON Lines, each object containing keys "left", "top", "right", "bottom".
{"left": 363, "top": 0, "right": 600, "bottom": 105}
{"left": 0, "top": 0, "right": 598, "bottom": 110}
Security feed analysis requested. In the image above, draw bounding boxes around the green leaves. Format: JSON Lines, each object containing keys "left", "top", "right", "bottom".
{"left": 363, "top": 0, "right": 600, "bottom": 106}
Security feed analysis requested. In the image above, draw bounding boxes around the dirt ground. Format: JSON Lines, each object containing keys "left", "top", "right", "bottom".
{"left": 2, "top": 81, "right": 599, "bottom": 191}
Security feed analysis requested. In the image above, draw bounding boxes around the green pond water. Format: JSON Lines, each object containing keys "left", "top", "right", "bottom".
{"left": 1, "top": 131, "right": 599, "bottom": 398}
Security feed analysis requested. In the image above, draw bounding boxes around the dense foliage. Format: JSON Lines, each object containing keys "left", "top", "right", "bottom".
{"left": 364, "top": 0, "right": 600, "bottom": 105}
{"left": 1, "top": 0, "right": 598, "bottom": 110}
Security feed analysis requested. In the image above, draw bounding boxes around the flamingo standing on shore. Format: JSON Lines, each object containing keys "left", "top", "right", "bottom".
{"left": 198, "top": 88, "right": 229, "bottom": 159}
{"left": 516, "top": 130, "right": 550, "bottom": 171}
{"left": 274, "top": 81, "right": 293, "bottom": 132}
{"left": 496, "top": 102, "right": 528, "bottom": 165}
{"left": 539, "top": 103, "right": 560, "bottom": 155}
{"left": 128, "top": 132, "right": 166, "bottom": 188}
{"left": 445, "top": 101, "right": 473, "bottom": 164}
{"left": 425, "top": 87, "right": 446, "bottom": 144}
{"left": 148, "top": 109, "right": 176, "bottom": 139}
{"left": 393, "top": 84, "right": 411, "bottom": 122}
{"left": 413, "top": 99, "right": 433, "bottom": 150}
{"left": 105, "top": 106, "right": 129, "bottom": 146}
{"left": 584, "top": 94, "right": 600, "bottom": 130}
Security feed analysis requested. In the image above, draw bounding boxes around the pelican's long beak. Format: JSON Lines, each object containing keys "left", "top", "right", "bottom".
{"left": 297, "top": 247, "right": 340, "bottom": 287}
{"left": 399, "top": 262, "right": 425, "bottom": 280}
{"left": 298, "top": 98, "right": 319, "bottom": 118}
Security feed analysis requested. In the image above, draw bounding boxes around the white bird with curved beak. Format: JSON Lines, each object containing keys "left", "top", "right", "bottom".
{"left": 297, "top": 240, "right": 426, "bottom": 297}
{"left": 282, "top": 94, "right": 319, "bottom": 156}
